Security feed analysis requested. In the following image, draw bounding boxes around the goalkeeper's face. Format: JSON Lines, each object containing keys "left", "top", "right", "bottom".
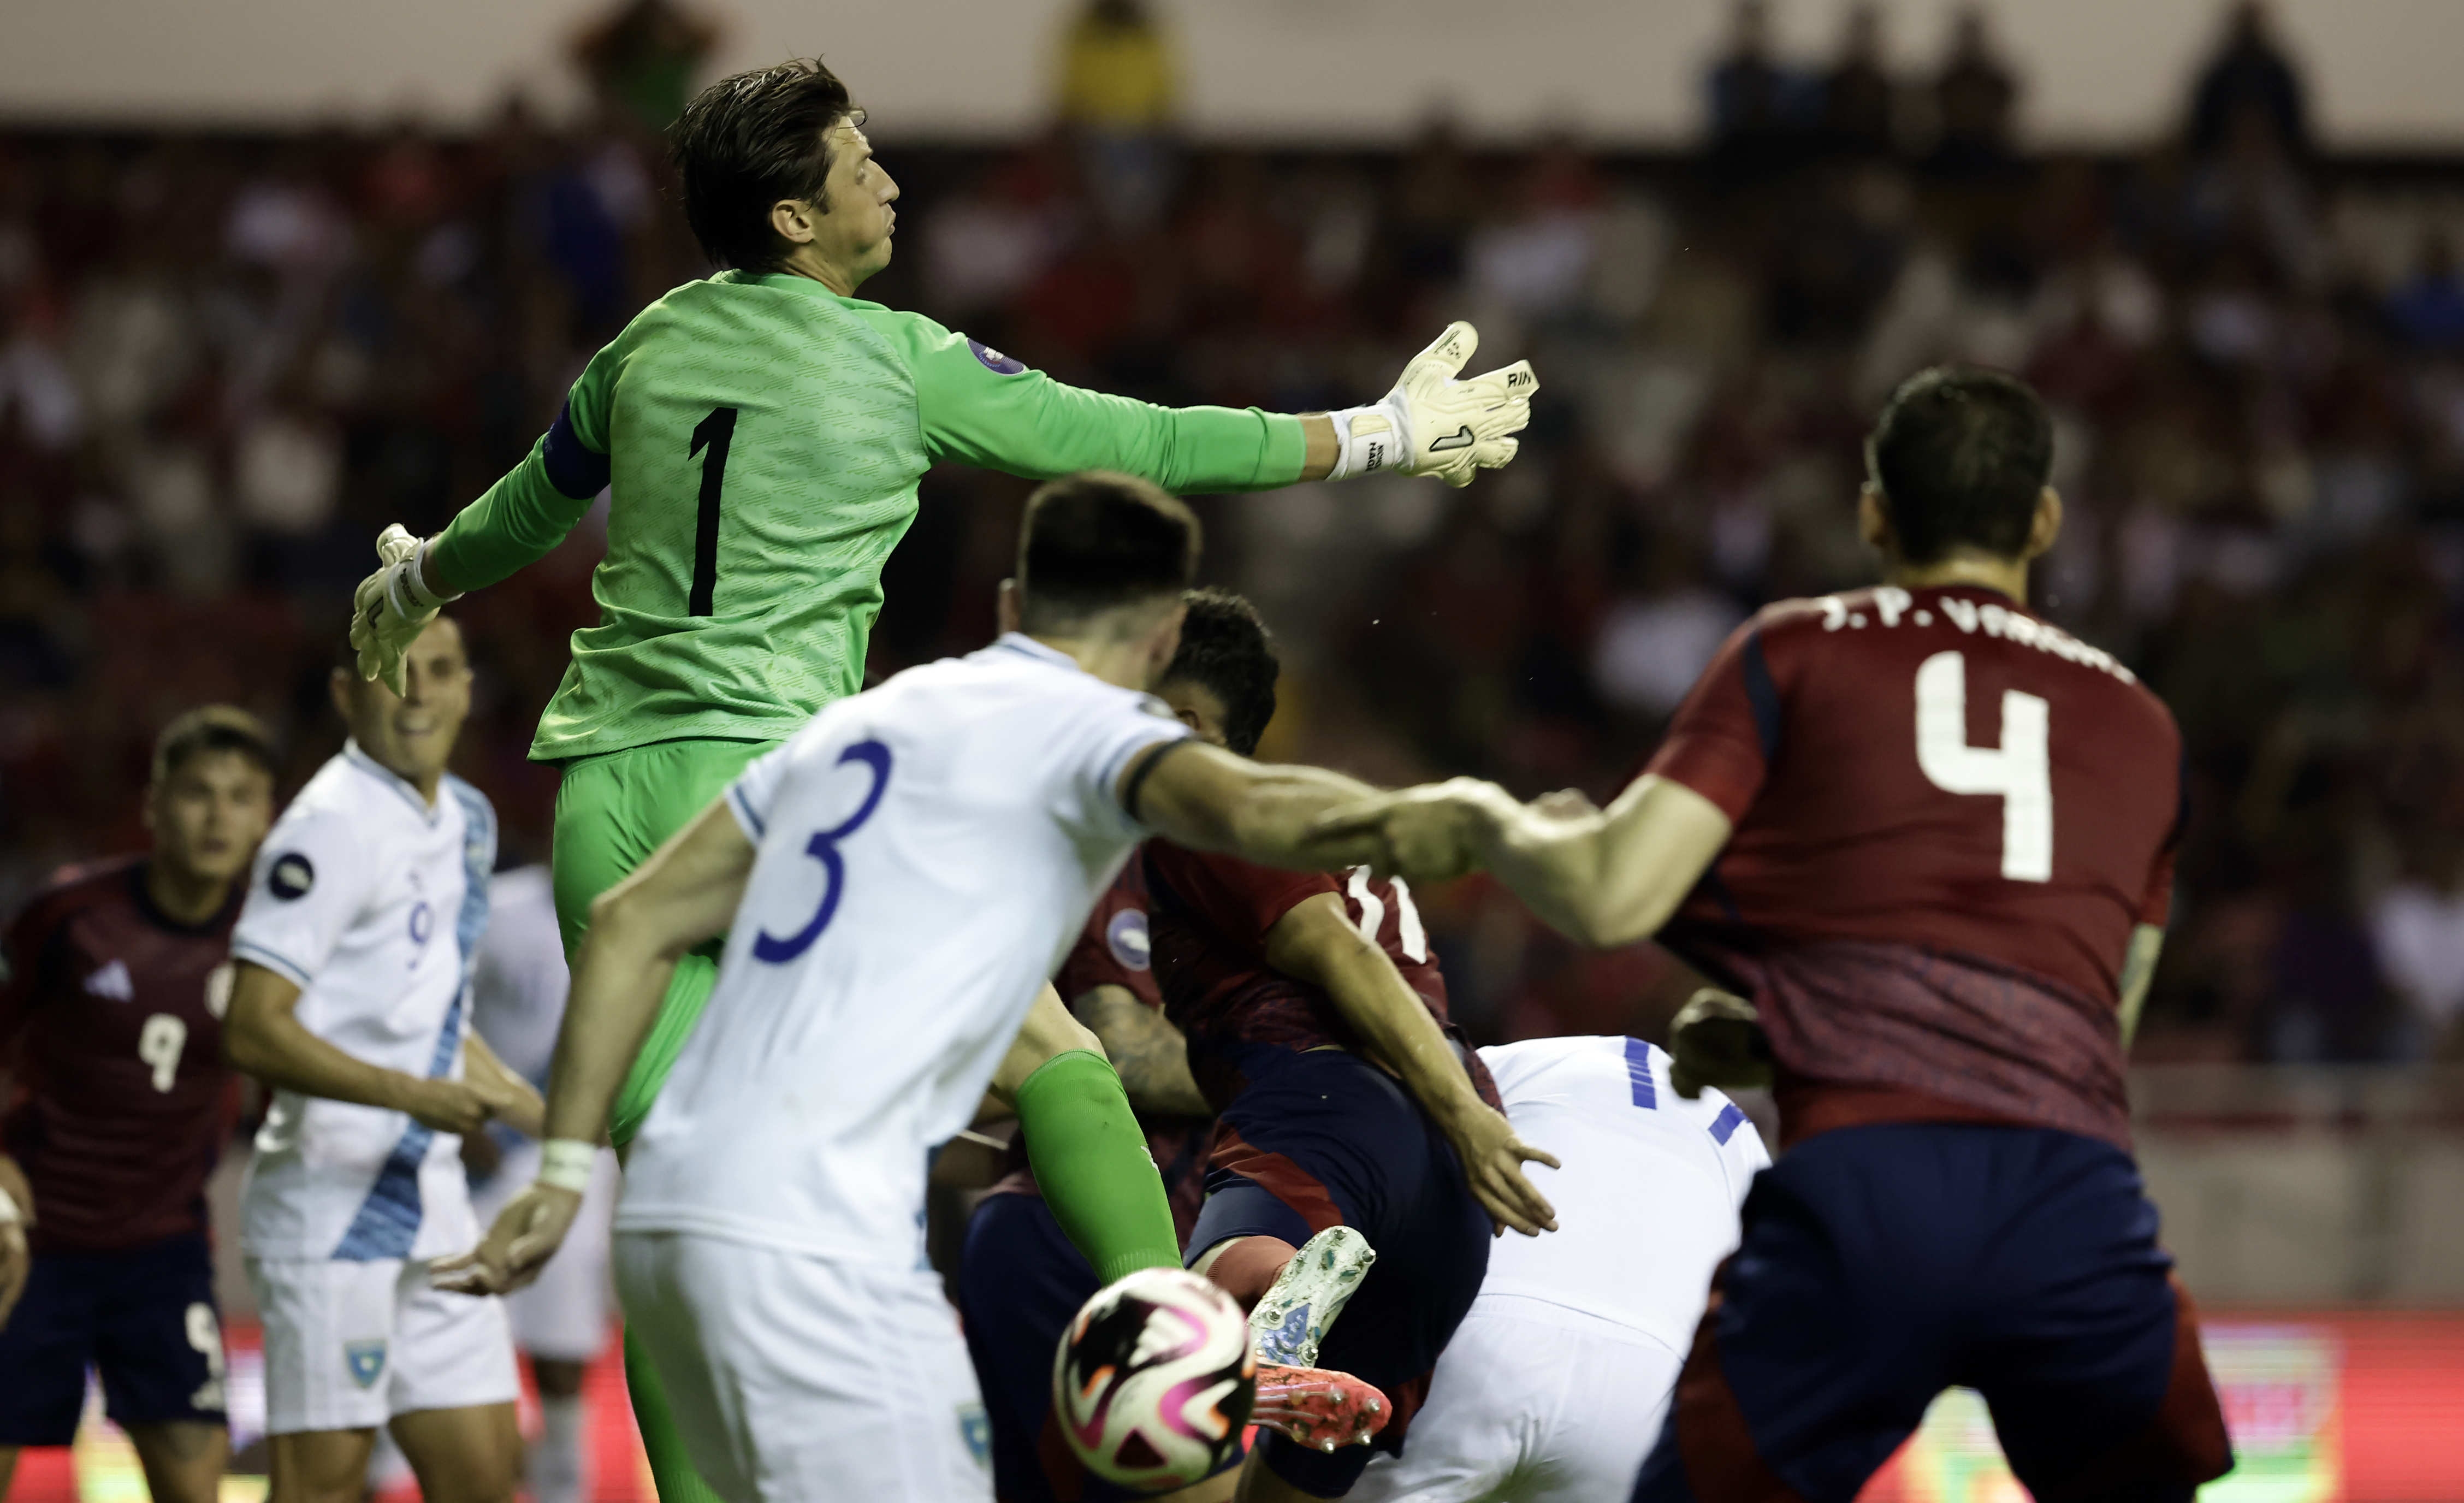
{"left": 797, "top": 121, "right": 899, "bottom": 289}
{"left": 333, "top": 616, "right": 473, "bottom": 793}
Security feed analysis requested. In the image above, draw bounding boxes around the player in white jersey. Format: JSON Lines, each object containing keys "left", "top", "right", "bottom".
{"left": 465, "top": 864, "right": 617, "bottom": 1503}
{"left": 1348, "top": 1034, "right": 1769, "bottom": 1503}
{"left": 223, "top": 619, "right": 543, "bottom": 1503}
{"left": 439, "top": 475, "right": 1454, "bottom": 1503}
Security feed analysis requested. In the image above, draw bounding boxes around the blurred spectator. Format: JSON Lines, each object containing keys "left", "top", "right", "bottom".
{"left": 2188, "top": 0, "right": 2309, "bottom": 159}
{"left": 1055, "top": 0, "right": 1181, "bottom": 232}
{"left": 1820, "top": 3, "right": 1898, "bottom": 159}
{"left": 572, "top": 0, "right": 720, "bottom": 134}
{"left": 2386, "top": 230, "right": 2464, "bottom": 352}
{"left": 1926, "top": 5, "right": 2018, "bottom": 178}
{"left": 1704, "top": 0, "right": 1812, "bottom": 179}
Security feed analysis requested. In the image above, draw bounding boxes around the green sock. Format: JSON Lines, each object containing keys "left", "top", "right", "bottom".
{"left": 1016, "top": 1049, "right": 1183, "bottom": 1283}
{"left": 624, "top": 1327, "right": 732, "bottom": 1503}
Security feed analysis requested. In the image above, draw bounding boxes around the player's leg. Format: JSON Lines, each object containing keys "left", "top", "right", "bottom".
{"left": 1343, "top": 1299, "right": 1532, "bottom": 1503}
{"left": 552, "top": 738, "right": 766, "bottom": 1503}
{"left": 1956, "top": 1131, "right": 2232, "bottom": 1503}
{"left": 1630, "top": 1127, "right": 1968, "bottom": 1503}
{"left": 615, "top": 1229, "right": 994, "bottom": 1503}
{"left": 384, "top": 1262, "right": 523, "bottom": 1503}
{"left": 250, "top": 1256, "right": 401, "bottom": 1503}
{"left": 94, "top": 1235, "right": 231, "bottom": 1503}
{"left": 0, "top": 1248, "right": 100, "bottom": 1493}
{"left": 1511, "top": 1306, "right": 1683, "bottom": 1503}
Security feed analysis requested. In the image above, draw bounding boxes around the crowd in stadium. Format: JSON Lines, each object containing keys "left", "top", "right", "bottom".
{"left": 2, "top": 0, "right": 2461, "bottom": 1064}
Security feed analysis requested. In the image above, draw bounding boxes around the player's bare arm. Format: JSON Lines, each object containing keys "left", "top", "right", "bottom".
{"left": 985, "top": 984, "right": 1108, "bottom": 1114}
{"left": 1264, "top": 895, "right": 1560, "bottom": 1238}
{"left": 2117, "top": 924, "right": 2165, "bottom": 1049}
{"left": 435, "top": 797, "right": 755, "bottom": 1296}
{"left": 1073, "top": 983, "right": 1211, "bottom": 1119}
{"left": 0, "top": 1141, "right": 29, "bottom": 1329}
{"left": 1124, "top": 741, "right": 1391, "bottom": 874}
{"left": 460, "top": 1031, "right": 546, "bottom": 1139}
{"left": 1326, "top": 771, "right": 1735, "bottom": 951}
{"left": 223, "top": 961, "right": 495, "bottom": 1136}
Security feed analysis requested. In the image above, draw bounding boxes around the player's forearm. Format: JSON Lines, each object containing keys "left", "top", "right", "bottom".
{"left": 1211, "top": 766, "right": 1391, "bottom": 871}
{"left": 224, "top": 969, "right": 433, "bottom": 1113}
{"left": 464, "top": 1033, "right": 546, "bottom": 1138}
{"left": 2117, "top": 924, "right": 2165, "bottom": 1050}
{"left": 1478, "top": 777, "right": 1728, "bottom": 950}
{"left": 1076, "top": 989, "right": 1210, "bottom": 1118}
{"left": 426, "top": 444, "right": 596, "bottom": 596}
{"left": 1276, "top": 913, "right": 1486, "bottom": 1129}
{"left": 541, "top": 927, "right": 677, "bottom": 1145}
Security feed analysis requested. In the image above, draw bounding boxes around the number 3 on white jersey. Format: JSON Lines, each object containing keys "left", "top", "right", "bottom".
{"left": 1914, "top": 650, "right": 2052, "bottom": 882}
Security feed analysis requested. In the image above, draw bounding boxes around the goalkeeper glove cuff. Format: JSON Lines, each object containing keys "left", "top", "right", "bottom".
{"left": 1325, "top": 398, "right": 1412, "bottom": 481}
{"left": 386, "top": 539, "right": 461, "bottom": 618}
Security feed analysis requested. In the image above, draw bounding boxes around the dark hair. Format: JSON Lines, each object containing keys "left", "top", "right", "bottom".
{"left": 1159, "top": 588, "right": 1278, "bottom": 756}
{"left": 152, "top": 705, "right": 280, "bottom": 786}
{"left": 670, "top": 58, "right": 859, "bottom": 272}
{"left": 1864, "top": 366, "right": 2054, "bottom": 565}
{"left": 1016, "top": 472, "right": 1201, "bottom": 633}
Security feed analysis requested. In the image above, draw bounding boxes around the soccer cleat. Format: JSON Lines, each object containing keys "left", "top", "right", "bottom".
{"left": 1251, "top": 1363, "right": 1389, "bottom": 1452}
{"left": 1249, "top": 1226, "right": 1377, "bottom": 1369}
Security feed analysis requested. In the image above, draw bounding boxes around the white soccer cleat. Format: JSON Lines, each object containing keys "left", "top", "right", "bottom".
{"left": 1248, "top": 1226, "right": 1377, "bottom": 1370}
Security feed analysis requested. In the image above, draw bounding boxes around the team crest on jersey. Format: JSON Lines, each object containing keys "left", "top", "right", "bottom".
{"left": 957, "top": 1403, "right": 992, "bottom": 1467}
{"left": 967, "top": 338, "right": 1026, "bottom": 375}
{"left": 1106, "top": 909, "right": 1152, "bottom": 972}
{"left": 268, "top": 852, "right": 315, "bottom": 901}
{"left": 344, "top": 1339, "right": 387, "bottom": 1389}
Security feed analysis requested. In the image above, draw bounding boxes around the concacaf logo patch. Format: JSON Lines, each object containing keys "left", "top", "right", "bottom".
{"left": 345, "top": 1339, "right": 388, "bottom": 1389}
{"left": 967, "top": 338, "right": 1026, "bottom": 375}
{"left": 1105, "top": 909, "right": 1152, "bottom": 973}
{"left": 268, "top": 852, "right": 315, "bottom": 901}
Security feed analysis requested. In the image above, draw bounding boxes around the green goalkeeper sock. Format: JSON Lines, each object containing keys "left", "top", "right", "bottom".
{"left": 1016, "top": 1048, "right": 1183, "bottom": 1283}
{"left": 624, "top": 1327, "right": 732, "bottom": 1503}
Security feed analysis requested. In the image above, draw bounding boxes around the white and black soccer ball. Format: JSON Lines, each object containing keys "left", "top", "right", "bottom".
{"left": 1053, "top": 1266, "right": 1255, "bottom": 1492}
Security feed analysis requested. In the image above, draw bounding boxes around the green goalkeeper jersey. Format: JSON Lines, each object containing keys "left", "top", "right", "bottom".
{"left": 430, "top": 270, "right": 1308, "bottom": 762}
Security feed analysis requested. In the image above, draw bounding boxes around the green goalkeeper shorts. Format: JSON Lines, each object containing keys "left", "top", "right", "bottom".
{"left": 551, "top": 736, "right": 775, "bottom": 1148}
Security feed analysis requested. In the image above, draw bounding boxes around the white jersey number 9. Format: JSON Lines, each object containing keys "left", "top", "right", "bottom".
{"left": 1914, "top": 650, "right": 2052, "bottom": 883}
{"left": 138, "top": 1013, "right": 188, "bottom": 1093}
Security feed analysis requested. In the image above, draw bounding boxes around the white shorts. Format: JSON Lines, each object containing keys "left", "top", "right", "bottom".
{"left": 613, "top": 1230, "right": 991, "bottom": 1503}
{"left": 248, "top": 1256, "right": 522, "bottom": 1436}
{"left": 1349, "top": 1294, "right": 1684, "bottom": 1503}
{"left": 470, "top": 1140, "right": 619, "bottom": 1362}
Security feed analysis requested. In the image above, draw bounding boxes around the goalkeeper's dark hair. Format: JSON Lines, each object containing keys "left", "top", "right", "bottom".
{"left": 670, "top": 58, "right": 859, "bottom": 273}
{"left": 152, "top": 705, "right": 280, "bottom": 787}
{"left": 1015, "top": 472, "right": 1201, "bottom": 636}
{"left": 1864, "top": 366, "right": 2054, "bottom": 565}
{"left": 1159, "top": 589, "right": 1278, "bottom": 757}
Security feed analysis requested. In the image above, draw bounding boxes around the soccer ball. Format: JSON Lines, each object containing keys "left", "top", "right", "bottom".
{"left": 1053, "top": 1266, "right": 1255, "bottom": 1491}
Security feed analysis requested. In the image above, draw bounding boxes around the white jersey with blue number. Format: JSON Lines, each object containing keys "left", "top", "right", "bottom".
{"left": 1474, "top": 1036, "right": 1770, "bottom": 1352}
{"left": 616, "top": 634, "right": 1190, "bottom": 1265}
{"left": 233, "top": 742, "right": 496, "bottom": 1262}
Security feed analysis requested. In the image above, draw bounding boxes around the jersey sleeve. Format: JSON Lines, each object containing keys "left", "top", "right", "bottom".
{"left": 1642, "top": 619, "right": 1779, "bottom": 822}
{"left": 427, "top": 344, "right": 620, "bottom": 591}
{"left": 229, "top": 807, "right": 378, "bottom": 990}
{"left": 724, "top": 739, "right": 799, "bottom": 844}
{"left": 895, "top": 315, "right": 1308, "bottom": 494}
{"left": 1143, "top": 841, "right": 1340, "bottom": 955}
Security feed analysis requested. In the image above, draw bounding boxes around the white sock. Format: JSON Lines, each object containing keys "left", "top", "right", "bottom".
{"left": 531, "top": 1393, "right": 588, "bottom": 1503}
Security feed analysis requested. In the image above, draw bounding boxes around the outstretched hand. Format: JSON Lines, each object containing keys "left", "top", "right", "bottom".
{"left": 1667, "top": 987, "right": 1773, "bottom": 1099}
{"left": 430, "top": 1182, "right": 583, "bottom": 1297}
{"left": 1443, "top": 1103, "right": 1561, "bottom": 1237}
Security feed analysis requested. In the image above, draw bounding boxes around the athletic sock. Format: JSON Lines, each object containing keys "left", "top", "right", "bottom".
{"left": 1015, "top": 1048, "right": 1183, "bottom": 1283}
{"left": 531, "top": 1393, "right": 587, "bottom": 1503}
{"left": 625, "top": 1327, "right": 732, "bottom": 1503}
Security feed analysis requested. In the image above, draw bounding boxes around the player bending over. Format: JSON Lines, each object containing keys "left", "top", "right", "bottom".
{"left": 957, "top": 588, "right": 1276, "bottom": 1503}
{"left": 1134, "top": 607, "right": 1559, "bottom": 1501}
{"left": 433, "top": 475, "right": 1489, "bottom": 1502}
{"left": 222, "top": 620, "right": 546, "bottom": 1503}
{"left": 1348, "top": 1035, "right": 1767, "bottom": 1503}
{"left": 1332, "top": 367, "right": 2235, "bottom": 1501}
{"left": 345, "top": 57, "right": 1532, "bottom": 1501}
{"left": 0, "top": 708, "right": 279, "bottom": 1503}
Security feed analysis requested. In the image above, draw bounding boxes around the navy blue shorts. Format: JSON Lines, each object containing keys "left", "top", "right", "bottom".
{"left": 0, "top": 1233, "right": 226, "bottom": 1445}
{"left": 958, "top": 1190, "right": 1245, "bottom": 1502}
{"left": 1631, "top": 1123, "right": 2233, "bottom": 1503}
{"left": 1186, "top": 1046, "right": 1491, "bottom": 1499}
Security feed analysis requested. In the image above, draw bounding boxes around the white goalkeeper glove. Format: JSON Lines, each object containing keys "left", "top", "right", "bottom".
{"left": 1326, "top": 321, "right": 1537, "bottom": 488}
{"left": 350, "top": 523, "right": 460, "bottom": 697}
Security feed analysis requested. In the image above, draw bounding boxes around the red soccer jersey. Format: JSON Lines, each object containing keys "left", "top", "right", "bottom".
{"left": 1141, "top": 842, "right": 1496, "bottom": 1115}
{"left": 996, "top": 856, "right": 1215, "bottom": 1243}
{"left": 0, "top": 858, "right": 245, "bottom": 1252}
{"left": 1645, "top": 583, "right": 2183, "bottom": 1152}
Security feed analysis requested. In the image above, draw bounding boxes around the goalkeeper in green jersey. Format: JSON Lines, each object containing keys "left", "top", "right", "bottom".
{"left": 357, "top": 55, "right": 1532, "bottom": 1500}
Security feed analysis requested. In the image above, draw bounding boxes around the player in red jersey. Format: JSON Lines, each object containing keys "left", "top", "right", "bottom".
{"left": 0, "top": 706, "right": 281, "bottom": 1503}
{"left": 1332, "top": 368, "right": 2235, "bottom": 1502}
{"left": 1140, "top": 595, "right": 1559, "bottom": 1501}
